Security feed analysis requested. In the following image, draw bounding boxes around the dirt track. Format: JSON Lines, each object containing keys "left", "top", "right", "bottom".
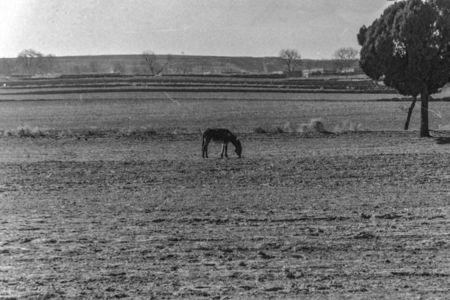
{"left": 0, "top": 132, "right": 449, "bottom": 299}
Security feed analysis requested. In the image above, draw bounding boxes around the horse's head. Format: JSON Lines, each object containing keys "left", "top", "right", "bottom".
{"left": 235, "top": 139, "right": 242, "bottom": 158}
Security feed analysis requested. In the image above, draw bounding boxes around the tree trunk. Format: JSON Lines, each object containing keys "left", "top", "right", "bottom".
{"left": 404, "top": 96, "right": 417, "bottom": 130}
{"left": 286, "top": 60, "right": 293, "bottom": 76}
{"left": 420, "top": 88, "right": 430, "bottom": 137}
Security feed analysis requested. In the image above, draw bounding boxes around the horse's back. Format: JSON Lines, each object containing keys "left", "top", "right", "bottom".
{"left": 203, "top": 128, "right": 233, "bottom": 140}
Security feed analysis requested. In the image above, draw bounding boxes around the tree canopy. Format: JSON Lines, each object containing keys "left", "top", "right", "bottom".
{"left": 16, "top": 49, "right": 56, "bottom": 75}
{"left": 279, "top": 49, "right": 301, "bottom": 75}
{"left": 142, "top": 51, "right": 170, "bottom": 75}
{"left": 357, "top": 0, "right": 450, "bottom": 137}
{"left": 333, "top": 47, "right": 359, "bottom": 72}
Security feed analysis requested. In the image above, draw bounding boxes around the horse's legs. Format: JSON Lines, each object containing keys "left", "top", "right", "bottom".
{"left": 202, "top": 137, "right": 210, "bottom": 158}
{"left": 220, "top": 143, "right": 225, "bottom": 158}
{"left": 224, "top": 143, "right": 228, "bottom": 158}
{"left": 202, "top": 137, "right": 205, "bottom": 158}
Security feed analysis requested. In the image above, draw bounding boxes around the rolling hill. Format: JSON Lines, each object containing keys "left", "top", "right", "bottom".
{"left": 0, "top": 54, "right": 360, "bottom": 76}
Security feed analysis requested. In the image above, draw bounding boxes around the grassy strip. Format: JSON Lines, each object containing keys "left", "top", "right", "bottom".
{"left": 1, "top": 126, "right": 159, "bottom": 139}
{"left": 2, "top": 76, "right": 390, "bottom": 89}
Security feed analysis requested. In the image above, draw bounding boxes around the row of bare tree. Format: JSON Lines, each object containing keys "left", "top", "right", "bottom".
{"left": 0, "top": 49, "right": 57, "bottom": 75}
{"left": 279, "top": 47, "right": 359, "bottom": 75}
{"left": 0, "top": 47, "right": 359, "bottom": 76}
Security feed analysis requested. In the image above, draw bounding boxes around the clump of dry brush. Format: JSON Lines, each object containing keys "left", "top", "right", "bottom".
{"left": 333, "top": 120, "right": 364, "bottom": 133}
{"left": 253, "top": 118, "right": 330, "bottom": 134}
{"left": 2, "top": 126, "right": 60, "bottom": 138}
{"left": 1, "top": 125, "right": 158, "bottom": 139}
{"left": 253, "top": 118, "right": 364, "bottom": 135}
{"left": 285, "top": 118, "right": 329, "bottom": 133}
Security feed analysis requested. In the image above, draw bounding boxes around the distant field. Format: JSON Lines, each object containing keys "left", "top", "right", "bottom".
{"left": 0, "top": 90, "right": 402, "bottom": 102}
{"left": 1, "top": 75, "right": 449, "bottom": 134}
{"left": 0, "top": 74, "right": 397, "bottom": 96}
{"left": 1, "top": 93, "right": 450, "bottom": 133}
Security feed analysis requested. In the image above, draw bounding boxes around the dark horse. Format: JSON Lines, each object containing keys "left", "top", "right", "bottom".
{"left": 202, "top": 128, "right": 242, "bottom": 158}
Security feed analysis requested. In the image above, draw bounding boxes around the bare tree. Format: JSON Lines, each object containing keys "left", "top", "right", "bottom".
{"left": 333, "top": 47, "right": 358, "bottom": 73}
{"left": 41, "top": 54, "right": 57, "bottom": 74}
{"left": 164, "top": 54, "right": 173, "bottom": 74}
{"left": 17, "top": 49, "right": 44, "bottom": 75}
{"left": 279, "top": 49, "right": 301, "bottom": 75}
{"left": 142, "top": 51, "right": 166, "bottom": 75}
{"left": 16, "top": 50, "right": 59, "bottom": 75}
{"left": 179, "top": 63, "right": 192, "bottom": 75}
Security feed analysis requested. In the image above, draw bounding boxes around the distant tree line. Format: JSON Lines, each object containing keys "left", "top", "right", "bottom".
{"left": 0, "top": 48, "right": 361, "bottom": 77}
{"left": 278, "top": 47, "right": 359, "bottom": 77}
{"left": 0, "top": 49, "right": 176, "bottom": 76}
{"left": 0, "top": 49, "right": 57, "bottom": 75}
{"left": 333, "top": 47, "right": 359, "bottom": 73}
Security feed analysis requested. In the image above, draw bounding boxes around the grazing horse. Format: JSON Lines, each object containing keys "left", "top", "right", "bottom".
{"left": 202, "top": 128, "right": 242, "bottom": 158}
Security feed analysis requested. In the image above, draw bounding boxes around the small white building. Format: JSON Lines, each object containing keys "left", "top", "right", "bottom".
{"left": 303, "top": 68, "right": 324, "bottom": 78}
{"left": 340, "top": 67, "right": 355, "bottom": 74}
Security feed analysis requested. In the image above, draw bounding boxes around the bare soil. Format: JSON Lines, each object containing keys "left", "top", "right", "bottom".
{"left": 0, "top": 132, "right": 449, "bottom": 299}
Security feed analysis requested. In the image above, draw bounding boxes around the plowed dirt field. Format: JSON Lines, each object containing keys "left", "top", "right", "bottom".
{"left": 0, "top": 132, "right": 449, "bottom": 299}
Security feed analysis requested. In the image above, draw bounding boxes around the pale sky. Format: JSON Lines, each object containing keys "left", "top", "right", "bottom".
{"left": 0, "top": 0, "right": 390, "bottom": 59}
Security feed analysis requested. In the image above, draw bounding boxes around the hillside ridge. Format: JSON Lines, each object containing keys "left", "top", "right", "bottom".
{"left": 0, "top": 54, "right": 359, "bottom": 76}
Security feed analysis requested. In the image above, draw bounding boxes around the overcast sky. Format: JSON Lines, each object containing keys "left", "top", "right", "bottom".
{"left": 0, "top": 0, "right": 390, "bottom": 59}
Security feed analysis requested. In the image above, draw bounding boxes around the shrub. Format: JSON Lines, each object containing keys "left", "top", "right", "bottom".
{"left": 253, "top": 119, "right": 330, "bottom": 134}
{"left": 253, "top": 126, "right": 268, "bottom": 134}
{"left": 273, "top": 126, "right": 284, "bottom": 134}
{"left": 4, "top": 126, "right": 52, "bottom": 138}
{"left": 282, "top": 121, "right": 294, "bottom": 133}
{"left": 254, "top": 125, "right": 285, "bottom": 134}
{"left": 1, "top": 126, "right": 159, "bottom": 139}
{"left": 296, "top": 118, "right": 328, "bottom": 133}
{"left": 309, "top": 118, "right": 326, "bottom": 132}
{"left": 333, "top": 120, "right": 364, "bottom": 133}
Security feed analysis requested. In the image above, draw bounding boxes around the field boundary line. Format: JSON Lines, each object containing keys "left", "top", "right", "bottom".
{"left": 163, "top": 92, "right": 180, "bottom": 105}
